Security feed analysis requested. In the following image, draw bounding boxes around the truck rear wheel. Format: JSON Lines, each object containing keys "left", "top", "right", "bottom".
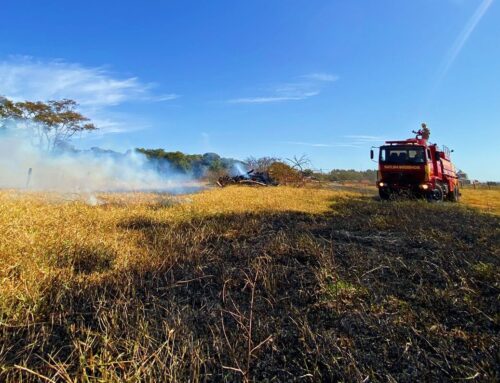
{"left": 449, "top": 186, "right": 460, "bottom": 202}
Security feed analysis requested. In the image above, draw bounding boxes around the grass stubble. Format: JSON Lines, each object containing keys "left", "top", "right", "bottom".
{"left": 0, "top": 186, "right": 498, "bottom": 382}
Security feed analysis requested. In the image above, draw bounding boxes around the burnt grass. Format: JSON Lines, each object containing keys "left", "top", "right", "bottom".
{"left": 1, "top": 197, "right": 499, "bottom": 382}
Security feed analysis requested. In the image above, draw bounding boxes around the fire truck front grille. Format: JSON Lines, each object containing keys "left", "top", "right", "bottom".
{"left": 384, "top": 172, "right": 424, "bottom": 185}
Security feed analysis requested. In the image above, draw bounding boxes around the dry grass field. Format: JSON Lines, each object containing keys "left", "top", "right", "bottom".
{"left": 0, "top": 186, "right": 498, "bottom": 382}
{"left": 460, "top": 186, "right": 500, "bottom": 215}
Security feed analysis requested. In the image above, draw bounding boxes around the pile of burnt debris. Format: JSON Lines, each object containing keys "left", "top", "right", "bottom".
{"left": 217, "top": 169, "right": 277, "bottom": 187}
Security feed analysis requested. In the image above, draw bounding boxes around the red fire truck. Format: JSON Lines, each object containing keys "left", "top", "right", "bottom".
{"left": 371, "top": 124, "right": 460, "bottom": 202}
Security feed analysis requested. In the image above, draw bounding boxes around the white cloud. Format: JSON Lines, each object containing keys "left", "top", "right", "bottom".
{"left": 0, "top": 56, "right": 178, "bottom": 135}
{"left": 301, "top": 73, "right": 339, "bottom": 82}
{"left": 0, "top": 56, "right": 178, "bottom": 106}
{"left": 228, "top": 92, "right": 319, "bottom": 104}
{"left": 87, "top": 118, "right": 149, "bottom": 135}
{"left": 344, "top": 135, "right": 385, "bottom": 143}
{"left": 154, "top": 93, "right": 180, "bottom": 102}
{"left": 227, "top": 73, "right": 337, "bottom": 104}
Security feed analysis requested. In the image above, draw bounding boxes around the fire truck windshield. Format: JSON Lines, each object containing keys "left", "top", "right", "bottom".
{"left": 380, "top": 146, "right": 425, "bottom": 164}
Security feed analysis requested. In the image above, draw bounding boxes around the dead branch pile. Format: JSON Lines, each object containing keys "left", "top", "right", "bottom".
{"left": 217, "top": 169, "right": 277, "bottom": 187}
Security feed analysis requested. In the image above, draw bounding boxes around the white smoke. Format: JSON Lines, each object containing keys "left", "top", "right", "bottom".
{"left": 231, "top": 162, "right": 249, "bottom": 177}
{"left": 0, "top": 130, "right": 200, "bottom": 194}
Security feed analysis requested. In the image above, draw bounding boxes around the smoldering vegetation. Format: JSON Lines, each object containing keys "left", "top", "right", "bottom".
{"left": 0, "top": 192, "right": 498, "bottom": 382}
{"left": 0, "top": 132, "right": 199, "bottom": 194}
{"left": 0, "top": 98, "right": 209, "bottom": 193}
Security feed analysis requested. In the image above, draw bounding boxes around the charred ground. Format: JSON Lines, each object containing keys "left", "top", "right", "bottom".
{"left": 0, "top": 187, "right": 498, "bottom": 382}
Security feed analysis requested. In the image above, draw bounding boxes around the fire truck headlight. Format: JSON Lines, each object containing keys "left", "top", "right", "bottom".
{"left": 378, "top": 182, "right": 386, "bottom": 187}
{"left": 420, "top": 184, "right": 429, "bottom": 190}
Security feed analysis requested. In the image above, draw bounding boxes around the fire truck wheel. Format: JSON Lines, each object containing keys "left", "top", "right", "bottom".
{"left": 428, "top": 184, "right": 444, "bottom": 203}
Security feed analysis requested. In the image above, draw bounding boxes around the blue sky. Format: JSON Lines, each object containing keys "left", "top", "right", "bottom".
{"left": 0, "top": 0, "right": 498, "bottom": 180}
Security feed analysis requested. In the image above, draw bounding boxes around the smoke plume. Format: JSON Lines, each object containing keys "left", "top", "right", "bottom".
{"left": 231, "top": 162, "right": 250, "bottom": 178}
{"left": 0, "top": 128, "right": 198, "bottom": 194}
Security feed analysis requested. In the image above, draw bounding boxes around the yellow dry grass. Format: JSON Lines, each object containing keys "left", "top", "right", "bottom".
{"left": 333, "top": 183, "right": 500, "bottom": 215}
{"left": 1, "top": 184, "right": 496, "bottom": 313}
{"left": 0, "top": 186, "right": 355, "bottom": 315}
{"left": 1, "top": 185, "right": 498, "bottom": 382}
{"left": 460, "top": 186, "right": 500, "bottom": 215}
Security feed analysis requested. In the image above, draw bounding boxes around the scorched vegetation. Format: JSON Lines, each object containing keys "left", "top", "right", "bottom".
{"left": 0, "top": 186, "right": 498, "bottom": 382}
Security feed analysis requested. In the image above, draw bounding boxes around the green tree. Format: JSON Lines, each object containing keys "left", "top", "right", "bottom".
{"left": 327, "top": 169, "right": 377, "bottom": 182}
{"left": 0, "top": 97, "right": 96, "bottom": 151}
{"left": 136, "top": 149, "right": 195, "bottom": 173}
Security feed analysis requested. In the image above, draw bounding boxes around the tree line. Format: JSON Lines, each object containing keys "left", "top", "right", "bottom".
{"left": 320, "top": 169, "right": 377, "bottom": 183}
{"left": 136, "top": 148, "right": 243, "bottom": 178}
